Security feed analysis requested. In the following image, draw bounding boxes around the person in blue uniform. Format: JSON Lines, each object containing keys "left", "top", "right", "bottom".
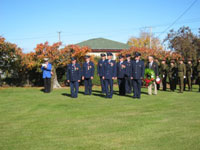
{"left": 117, "top": 55, "right": 126, "bottom": 95}
{"left": 97, "top": 53, "right": 106, "bottom": 94}
{"left": 125, "top": 54, "right": 133, "bottom": 94}
{"left": 82, "top": 55, "right": 95, "bottom": 95}
{"left": 41, "top": 58, "right": 52, "bottom": 93}
{"left": 66, "top": 57, "right": 81, "bottom": 98}
{"left": 102, "top": 52, "right": 117, "bottom": 98}
{"left": 131, "top": 52, "right": 145, "bottom": 99}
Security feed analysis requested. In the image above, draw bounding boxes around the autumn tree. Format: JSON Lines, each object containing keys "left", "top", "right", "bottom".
{"left": 127, "top": 31, "right": 163, "bottom": 50}
{"left": 164, "top": 26, "right": 198, "bottom": 60}
{"left": 0, "top": 36, "right": 23, "bottom": 85}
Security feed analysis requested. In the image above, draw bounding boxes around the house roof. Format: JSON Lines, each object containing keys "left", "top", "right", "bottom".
{"left": 76, "top": 38, "right": 130, "bottom": 50}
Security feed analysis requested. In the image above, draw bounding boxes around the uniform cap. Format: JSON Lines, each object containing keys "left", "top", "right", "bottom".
{"left": 135, "top": 52, "right": 141, "bottom": 57}
{"left": 107, "top": 52, "right": 113, "bottom": 56}
{"left": 44, "top": 58, "right": 49, "bottom": 61}
{"left": 118, "top": 55, "right": 124, "bottom": 59}
{"left": 100, "top": 53, "right": 106, "bottom": 57}
{"left": 126, "top": 54, "right": 131, "bottom": 57}
{"left": 71, "top": 57, "right": 76, "bottom": 61}
{"left": 84, "top": 55, "right": 90, "bottom": 58}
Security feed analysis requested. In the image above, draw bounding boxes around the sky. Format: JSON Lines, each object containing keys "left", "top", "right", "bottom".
{"left": 0, "top": 0, "right": 200, "bottom": 53}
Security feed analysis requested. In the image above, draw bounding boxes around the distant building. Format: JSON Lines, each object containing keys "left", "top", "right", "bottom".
{"left": 76, "top": 38, "right": 130, "bottom": 59}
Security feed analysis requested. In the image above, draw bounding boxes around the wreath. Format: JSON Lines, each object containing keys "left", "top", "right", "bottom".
{"left": 143, "top": 68, "right": 156, "bottom": 87}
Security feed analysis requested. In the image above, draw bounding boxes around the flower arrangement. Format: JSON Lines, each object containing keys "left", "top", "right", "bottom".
{"left": 143, "top": 68, "right": 155, "bottom": 87}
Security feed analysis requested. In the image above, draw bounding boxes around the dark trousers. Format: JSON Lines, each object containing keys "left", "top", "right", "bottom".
{"left": 84, "top": 78, "right": 92, "bottom": 95}
{"left": 184, "top": 76, "right": 192, "bottom": 91}
{"left": 105, "top": 79, "right": 113, "bottom": 98}
{"left": 44, "top": 78, "right": 51, "bottom": 93}
{"left": 169, "top": 78, "right": 176, "bottom": 91}
{"left": 162, "top": 76, "right": 167, "bottom": 91}
{"left": 70, "top": 81, "right": 79, "bottom": 98}
{"left": 118, "top": 78, "right": 126, "bottom": 95}
{"left": 125, "top": 77, "right": 132, "bottom": 94}
{"left": 133, "top": 79, "right": 142, "bottom": 98}
{"left": 100, "top": 76, "right": 106, "bottom": 93}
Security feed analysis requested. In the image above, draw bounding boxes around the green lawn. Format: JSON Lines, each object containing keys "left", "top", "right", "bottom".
{"left": 0, "top": 86, "right": 200, "bottom": 150}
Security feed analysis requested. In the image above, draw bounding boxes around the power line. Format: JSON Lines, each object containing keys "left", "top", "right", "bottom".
{"left": 157, "top": 0, "right": 198, "bottom": 38}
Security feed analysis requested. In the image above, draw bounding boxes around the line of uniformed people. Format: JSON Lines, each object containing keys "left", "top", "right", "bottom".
{"left": 157, "top": 57, "right": 200, "bottom": 93}
{"left": 66, "top": 52, "right": 145, "bottom": 98}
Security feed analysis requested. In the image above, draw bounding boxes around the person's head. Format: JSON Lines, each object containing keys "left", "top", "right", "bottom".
{"left": 100, "top": 53, "right": 106, "bottom": 60}
{"left": 170, "top": 60, "right": 175, "bottom": 66}
{"left": 148, "top": 56, "right": 154, "bottom": 63}
{"left": 198, "top": 58, "right": 200, "bottom": 63}
{"left": 107, "top": 52, "right": 113, "bottom": 60}
{"left": 85, "top": 55, "right": 90, "bottom": 62}
{"left": 179, "top": 59, "right": 184, "bottom": 64}
{"left": 188, "top": 59, "right": 192, "bottom": 64}
{"left": 118, "top": 55, "right": 124, "bottom": 62}
{"left": 71, "top": 57, "right": 76, "bottom": 64}
{"left": 135, "top": 52, "right": 141, "bottom": 61}
{"left": 44, "top": 58, "right": 49, "bottom": 64}
{"left": 126, "top": 54, "right": 131, "bottom": 61}
{"left": 161, "top": 59, "right": 166, "bottom": 64}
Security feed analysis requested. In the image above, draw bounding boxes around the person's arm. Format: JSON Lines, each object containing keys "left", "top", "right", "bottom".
{"left": 46, "top": 64, "right": 52, "bottom": 71}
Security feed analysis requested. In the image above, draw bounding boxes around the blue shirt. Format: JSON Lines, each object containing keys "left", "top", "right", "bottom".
{"left": 41, "top": 63, "right": 52, "bottom": 78}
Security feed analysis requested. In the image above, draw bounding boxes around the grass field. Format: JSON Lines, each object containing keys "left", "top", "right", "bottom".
{"left": 0, "top": 86, "right": 200, "bottom": 150}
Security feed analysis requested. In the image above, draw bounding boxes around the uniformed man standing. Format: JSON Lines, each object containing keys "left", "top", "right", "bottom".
{"left": 117, "top": 55, "right": 126, "bottom": 95}
{"left": 131, "top": 52, "right": 145, "bottom": 99}
{"left": 168, "top": 60, "right": 177, "bottom": 92}
{"left": 97, "top": 53, "right": 106, "bottom": 94}
{"left": 66, "top": 57, "right": 81, "bottom": 98}
{"left": 184, "top": 59, "right": 193, "bottom": 91}
{"left": 196, "top": 58, "right": 200, "bottom": 92}
{"left": 155, "top": 58, "right": 161, "bottom": 90}
{"left": 102, "top": 52, "right": 117, "bottom": 98}
{"left": 160, "top": 59, "right": 168, "bottom": 91}
{"left": 82, "top": 55, "right": 95, "bottom": 95}
{"left": 177, "top": 58, "right": 186, "bottom": 93}
{"left": 41, "top": 58, "right": 52, "bottom": 93}
{"left": 125, "top": 54, "right": 133, "bottom": 94}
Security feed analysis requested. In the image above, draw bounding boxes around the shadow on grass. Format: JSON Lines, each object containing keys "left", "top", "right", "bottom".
{"left": 61, "top": 93, "right": 72, "bottom": 98}
{"left": 92, "top": 93, "right": 105, "bottom": 98}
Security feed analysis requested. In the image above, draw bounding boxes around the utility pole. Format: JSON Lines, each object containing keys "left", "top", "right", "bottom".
{"left": 57, "top": 31, "right": 61, "bottom": 42}
{"left": 149, "top": 27, "right": 152, "bottom": 49}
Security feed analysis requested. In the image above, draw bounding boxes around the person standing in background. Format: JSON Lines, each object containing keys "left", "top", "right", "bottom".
{"left": 196, "top": 58, "right": 200, "bottom": 92}
{"left": 97, "top": 53, "right": 106, "bottom": 94}
{"left": 184, "top": 58, "right": 193, "bottom": 91}
{"left": 125, "top": 54, "right": 133, "bottom": 94}
{"left": 177, "top": 58, "right": 186, "bottom": 93}
{"left": 168, "top": 60, "right": 177, "bottom": 92}
{"left": 131, "top": 52, "right": 145, "bottom": 99}
{"left": 102, "top": 52, "right": 117, "bottom": 98}
{"left": 160, "top": 59, "right": 168, "bottom": 91}
{"left": 117, "top": 55, "right": 126, "bottom": 96}
{"left": 66, "top": 57, "right": 81, "bottom": 98}
{"left": 146, "top": 56, "right": 159, "bottom": 95}
{"left": 82, "top": 55, "right": 95, "bottom": 95}
{"left": 41, "top": 58, "right": 52, "bottom": 93}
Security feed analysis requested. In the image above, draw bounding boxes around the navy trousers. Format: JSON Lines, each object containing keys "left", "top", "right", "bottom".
{"left": 133, "top": 79, "right": 142, "bottom": 98}
{"left": 70, "top": 81, "right": 79, "bottom": 98}
{"left": 84, "top": 78, "right": 92, "bottom": 95}
{"left": 44, "top": 78, "right": 51, "bottom": 93}
{"left": 125, "top": 77, "right": 132, "bottom": 94}
{"left": 118, "top": 78, "right": 126, "bottom": 95}
{"left": 105, "top": 79, "right": 113, "bottom": 98}
{"left": 100, "top": 76, "right": 106, "bottom": 93}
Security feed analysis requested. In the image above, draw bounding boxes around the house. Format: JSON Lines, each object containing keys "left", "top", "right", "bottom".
{"left": 76, "top": 38, "right": 130, "bottom": 59}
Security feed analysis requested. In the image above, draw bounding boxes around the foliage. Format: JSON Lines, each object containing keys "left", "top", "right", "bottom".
{"left": 164, "top": 26, "right": 200, "bottom": 60}
{"left": 127, "top": 31, "right": 163, "bottom": 50}
{"left": 143, "top": 68, "right": 155, "bottom": 86}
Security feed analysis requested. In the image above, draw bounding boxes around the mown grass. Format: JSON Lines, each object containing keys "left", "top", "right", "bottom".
{"left": 0, "top": 86, "right": 200, "bottom": 150}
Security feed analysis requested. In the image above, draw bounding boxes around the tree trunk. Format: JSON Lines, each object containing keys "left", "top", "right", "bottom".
{"left": 51, "top": 66, "right": 61, "bottom": 90}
